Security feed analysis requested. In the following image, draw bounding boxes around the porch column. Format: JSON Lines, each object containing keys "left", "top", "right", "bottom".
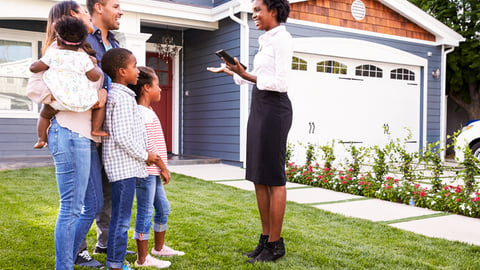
{"left": 114, "top": 32, "right": 152, "bottom": 66}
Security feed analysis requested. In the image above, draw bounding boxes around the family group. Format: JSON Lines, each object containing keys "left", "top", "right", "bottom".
{"left": 27, "top": 0, "right": 293, "bottom": 269}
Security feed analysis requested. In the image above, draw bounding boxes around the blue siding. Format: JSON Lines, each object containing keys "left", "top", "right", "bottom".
{"left": 159, "top": 0, "right": 213, "bottom": 7}
{"left": 278, "top": 21, "right": 444, "bottom": 146}
{"left": 214, "top": 0, "right": 230, "bottom": 6}
{"left": 0, "top": 118, "right": 49, "bottom": 157}
{"left": 183, "top": 18, "right": 241, "bottom": 162}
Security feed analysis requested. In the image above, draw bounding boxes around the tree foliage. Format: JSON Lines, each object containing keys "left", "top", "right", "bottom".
{"left": 409, "top": 0, "right": 480, "bottom": 119}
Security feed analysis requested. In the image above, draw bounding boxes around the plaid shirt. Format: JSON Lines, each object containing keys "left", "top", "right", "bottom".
{"left": 102, "top": 83, "right": 148, "bottom": 182}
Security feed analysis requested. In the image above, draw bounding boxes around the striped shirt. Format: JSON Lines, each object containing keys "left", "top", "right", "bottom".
{"left": 102, "top": 83, "right": 148, "bottom": 182}
{"left": 139, "top": 105, "right": 168, "bottom": 175}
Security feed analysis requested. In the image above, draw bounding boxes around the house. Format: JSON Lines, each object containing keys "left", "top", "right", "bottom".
{"left": 0, "top": 0, "right": 463, "bottom": 166}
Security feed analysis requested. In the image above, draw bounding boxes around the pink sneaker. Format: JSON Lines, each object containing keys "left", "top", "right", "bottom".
{"left": 151, "top": 245, "right": 185, "bottom": 257}
{"left": 135, "top": 254, "right": 171, "bottom": 268}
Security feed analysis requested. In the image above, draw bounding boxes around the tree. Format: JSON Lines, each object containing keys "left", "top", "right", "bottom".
{"left": 409, "top": 0, "right": 480, "bottom": 120}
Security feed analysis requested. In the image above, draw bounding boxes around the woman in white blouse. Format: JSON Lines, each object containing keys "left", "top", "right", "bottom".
{"left": 208, "top": 0, "right": 292, "bottom": 263}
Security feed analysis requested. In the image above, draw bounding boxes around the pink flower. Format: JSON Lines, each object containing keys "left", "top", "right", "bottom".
{"left": 317, "top": 175, "right": 323, "bottom": 179}
{"left": 339, "top": 176, "right": 345, "bottom": 180}
{"left": 341, "top": 181, "right": 347, "bottom": 185}
{"left": 414, "top": 191, "right": 417, "bottom": 195}
{"left": 348, "top": 177, "right": 353, "bottom": 180}
{"left": 394, "top": 179, "right": 399, "bottom": 183}
{"left": 359, "top": 181, "right": 365, "bottom": 185}
{"left": 328, "top": 173, "right": 332, "bottom": 176}
{"left": 420, "top": 191, "right": 426, "bottom": 197}
{"left": 455, "top": 186, "right": 462, "bottom": 193}
{"left": 414, "top": 183, "right": 421, "bottom": 188}
{"left": 348, "top": 168, "right": 353, "bottom": 172}
{"left": 323, "top": 167, "right": 330, "bottom": 171}
{"left": 443, "top": 186, "right": 449, "bottom": 190}
{"left": 386, "top": 176, "right": 392, "bottom": 181}
{"left": 323, "top": 179, "right": 328, "bottom": 183}
{"left": 445, "top": 193, "right": 451, "bottom": 197}
{"left": 386, "top": 186, "right": 392, "bottom": 190}
{"left": 455, "top": 198, "right": 461, "bottom": 202}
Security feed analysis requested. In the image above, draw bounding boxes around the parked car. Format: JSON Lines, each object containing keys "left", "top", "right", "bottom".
{"left": 455, "top": 120, "right": 480, "bottom": 161}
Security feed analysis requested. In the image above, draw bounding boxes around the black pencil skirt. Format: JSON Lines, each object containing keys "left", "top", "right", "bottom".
{"left": 245, "top": 85, "right": 293, "bottom": 186}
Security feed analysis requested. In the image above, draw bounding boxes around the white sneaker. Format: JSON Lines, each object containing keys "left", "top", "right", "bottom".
{"left": 151, "top": 245, "right": 185, "bottom": 257}
{"left": 134, "top": 254, "right": 171, "bottom": 268}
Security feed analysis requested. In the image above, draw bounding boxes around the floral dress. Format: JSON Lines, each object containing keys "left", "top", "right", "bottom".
{"left": 42, "top": 49, "right": 98, "bottom": 112}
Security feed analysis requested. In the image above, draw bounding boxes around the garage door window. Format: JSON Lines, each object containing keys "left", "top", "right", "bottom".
{"left": 355, "top": 64, "right": 383, "bottom": 78}
{"left": 390, "top": 68, "right": 415, "bottom": 81}
{"left": 292, "top": 56, "right": 307, "bottom": 71}
{"left": 317, "top": 60, "right": 347, "bottom": 74}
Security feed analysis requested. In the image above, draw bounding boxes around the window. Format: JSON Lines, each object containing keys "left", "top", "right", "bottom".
{"left": 390, "top": 68, "right": 415, "bottom": 81}
{"left": 355, "top": 64, "right": 383, "bottom": 78}
{"left": 317, "top": 60, "right": 347, "bottom": 74}
{"left": 291, "top": 56, "right": 307, "bottom": 71}
{"left": 0, "top": 39, "right": 34, "bottom": 111}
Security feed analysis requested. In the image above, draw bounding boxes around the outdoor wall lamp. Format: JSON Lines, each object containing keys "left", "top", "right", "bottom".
{"left": 432, "top": 68, "right": 440, "bottom": 79}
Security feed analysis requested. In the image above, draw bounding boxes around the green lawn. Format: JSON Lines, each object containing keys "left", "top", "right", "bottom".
{"left": 1, "top": 167, "right": 480, "bottom": 269}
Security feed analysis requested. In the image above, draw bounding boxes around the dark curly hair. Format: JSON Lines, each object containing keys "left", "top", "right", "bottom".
{"left": 101, "top": 48, "right": 133, "bottom": 80}
{"left": 54, "top": 16, "right": 88, "bottom": 49}
{"left": 262, "top": 0, "right": 290, "bottom": 23}
{"left": 128, "top": 66, "right": 156, "bottom": 101}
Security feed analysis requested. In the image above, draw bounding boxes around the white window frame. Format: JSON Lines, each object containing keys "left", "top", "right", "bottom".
{"left": 0, "top": 28, "right": 44, "bottom": 119}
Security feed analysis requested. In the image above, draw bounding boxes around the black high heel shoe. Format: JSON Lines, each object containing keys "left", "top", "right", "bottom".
{"left": 248, "top": 237, "right": 285, "bottom": 263}
{"left": 244, "top": 234, "right": 269, "bottom": 258}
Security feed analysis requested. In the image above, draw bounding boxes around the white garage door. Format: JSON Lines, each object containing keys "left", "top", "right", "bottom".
{"left": 288, "top": 52, "right": 421, "bottom": 163}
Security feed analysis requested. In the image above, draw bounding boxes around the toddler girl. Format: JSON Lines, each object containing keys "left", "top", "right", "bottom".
{"left": 29, "top": 15, "right": 106, "bottom": 148}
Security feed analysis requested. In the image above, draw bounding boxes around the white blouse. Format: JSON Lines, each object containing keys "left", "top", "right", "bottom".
{"left": 233, "top": 25, "right": 293, "bottom": 93}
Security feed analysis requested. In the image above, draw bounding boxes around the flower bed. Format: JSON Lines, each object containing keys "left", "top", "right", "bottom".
{"left": 285, "top": 137, "right": 480, "bottom": 218}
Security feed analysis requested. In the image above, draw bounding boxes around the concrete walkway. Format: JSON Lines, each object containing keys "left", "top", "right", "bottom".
{"left": 169, "top": 163, "right": 480, "bottom": 247}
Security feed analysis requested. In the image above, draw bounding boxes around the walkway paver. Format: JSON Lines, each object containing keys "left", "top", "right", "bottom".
{"left": 216, "top": 180, "right": 307, "bottom": 191}
{"left": 313, "top": 198, "right": 440, "bottom": 222}
{"left": 391, "top": 214, "right": 480, "bottom": 246}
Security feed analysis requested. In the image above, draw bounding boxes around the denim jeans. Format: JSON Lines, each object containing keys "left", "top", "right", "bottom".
{"left": 153, "top": 176, "right": 170, "bottom": 233}
{"left": 48, "top": 118, "right": 91, "bottom": 270}
{"left": 72, "top": 142, "right": 104, "bottom": 257}
{"left": 133, "top": 175, "right": 156, "bottom": 240}
{"left": 106, "top": 177, "right": 137, "bottom": 269}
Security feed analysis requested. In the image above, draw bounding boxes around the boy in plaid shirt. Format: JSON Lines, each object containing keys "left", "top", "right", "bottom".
{"left": 100, "top": 48, "right": 161, "bottom": 270}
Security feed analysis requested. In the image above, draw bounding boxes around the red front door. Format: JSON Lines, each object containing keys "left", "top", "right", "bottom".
{"left": 146, "top": 52, "right": 173, "bottom": 152}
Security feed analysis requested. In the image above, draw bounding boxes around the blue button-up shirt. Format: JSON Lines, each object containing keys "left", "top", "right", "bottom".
{"left": 86, "top": 26, "right": 120, "bottom": 92}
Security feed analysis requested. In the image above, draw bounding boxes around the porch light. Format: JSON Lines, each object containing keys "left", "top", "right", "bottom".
{"left": 155, "top": 31, "right": 179, "bottom": 59}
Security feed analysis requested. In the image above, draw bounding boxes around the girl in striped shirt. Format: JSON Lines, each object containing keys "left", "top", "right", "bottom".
{"left": 129, "top": 66, "right": 184, "bottom": 268}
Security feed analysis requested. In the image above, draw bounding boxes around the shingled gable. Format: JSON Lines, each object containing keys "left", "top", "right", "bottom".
{"left": 287, "top": 0, "right": 464, "bottom": 46}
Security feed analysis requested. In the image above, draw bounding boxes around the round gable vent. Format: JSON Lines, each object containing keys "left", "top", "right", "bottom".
{"left": 351, "top": 0, "right": 366, "bottom": 21}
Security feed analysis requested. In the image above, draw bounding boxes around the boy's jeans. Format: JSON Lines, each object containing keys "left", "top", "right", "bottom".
{"left": 48, "top": 119, "right": 91, "bottom": 270}
{"left": 153, "top": 176, "right": 171, "bottom": 232}
{"left": 106, "top": 177, "right": 138, "bottom": 269}
{"left": 134, "top": 175, "right": 156, "bottom": 239}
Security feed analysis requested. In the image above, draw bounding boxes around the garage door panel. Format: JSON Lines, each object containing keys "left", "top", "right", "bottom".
{"left": 288, "top": 53, "right": 422, "bottom": 163}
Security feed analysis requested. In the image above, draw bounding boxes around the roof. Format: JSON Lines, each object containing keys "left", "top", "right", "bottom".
{"left": 0, "top": 0, "right": 464, "bottom": 45}
{"left": 123, "top": 0, "right": 463, "bottom": 46}
{"left": 279, "top": 0, "right": 464, "bottom": 46}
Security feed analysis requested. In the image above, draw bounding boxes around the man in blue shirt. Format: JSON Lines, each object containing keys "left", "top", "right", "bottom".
{"left": 75, "top": 0, "right": 125, "bottom": 267}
